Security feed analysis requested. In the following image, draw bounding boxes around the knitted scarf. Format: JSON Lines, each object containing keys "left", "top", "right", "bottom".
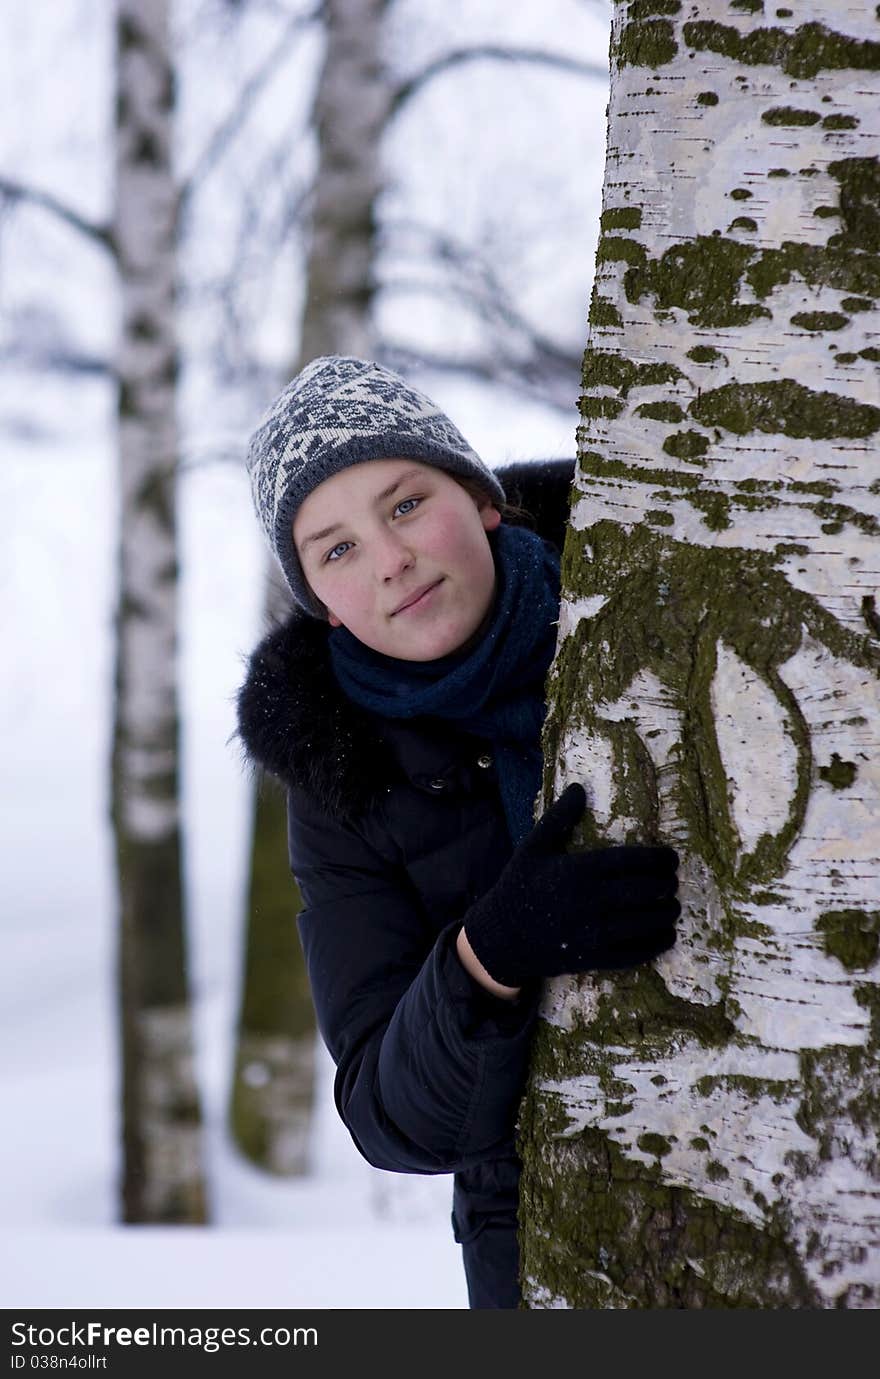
{"left": 328, "top": 523, "right": 561, "bottom": 845}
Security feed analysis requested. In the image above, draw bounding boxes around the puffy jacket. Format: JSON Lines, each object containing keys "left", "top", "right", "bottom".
{"left": 236, "top": 457, "right": 575, "bottom": 1307}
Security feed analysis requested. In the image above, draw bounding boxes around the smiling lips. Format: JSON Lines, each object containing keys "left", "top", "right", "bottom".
{"left": 390, "top": 578, "right": 444, "bottom": 616}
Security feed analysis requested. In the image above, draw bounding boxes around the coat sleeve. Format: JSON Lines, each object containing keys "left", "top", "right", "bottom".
{"left": 286, "top": 783, "right": 540, "bottom": 1176}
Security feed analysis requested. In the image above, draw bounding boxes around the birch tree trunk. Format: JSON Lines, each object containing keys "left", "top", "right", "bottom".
{"left": 230, "top": 0, "right": 392, "bottom": 1174}
{"left": 297, "top": 0, "right": 389, "bottom": 367}
{"left": 519, "top": 0, "right": 880, "bottom": 1307}
{"left": 112, "top": 0, "right": 207, "bottom": 1222}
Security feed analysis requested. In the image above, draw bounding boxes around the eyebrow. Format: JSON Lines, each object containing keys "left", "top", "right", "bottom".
{"left": 298, "top": 467, "right": 426, "bottom": 553}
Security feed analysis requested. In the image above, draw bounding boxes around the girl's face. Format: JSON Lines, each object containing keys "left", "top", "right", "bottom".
{"left": 293, "top": 458, "right": 502, "bottom": 661}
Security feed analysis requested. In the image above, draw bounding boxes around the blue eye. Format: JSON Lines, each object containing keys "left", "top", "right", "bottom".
{"left": 325, "top": 541, "right": 352, "bottom": 563}
{"left": 395, "top": 497, "right": 420, "bottom": 516}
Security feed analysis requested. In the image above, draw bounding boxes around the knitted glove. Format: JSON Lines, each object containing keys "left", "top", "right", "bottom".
{"left": 463, "top": 782, "right": 679, "bottom": 987}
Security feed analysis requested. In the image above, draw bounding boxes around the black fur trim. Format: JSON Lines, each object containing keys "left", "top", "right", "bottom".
{"left": 234, "top": 614, "right": 392, "bottom": 820}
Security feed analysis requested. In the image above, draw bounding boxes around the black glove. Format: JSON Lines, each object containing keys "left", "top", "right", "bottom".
{"left": 463, "top": 782, "right": 679, "bottom": 987}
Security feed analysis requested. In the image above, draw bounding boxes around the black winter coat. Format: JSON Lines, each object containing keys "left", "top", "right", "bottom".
{"left": 236, "top": 457, "right": 576, "bottom": 1308}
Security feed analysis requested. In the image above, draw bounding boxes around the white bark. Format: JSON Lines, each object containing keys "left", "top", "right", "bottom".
{"left": 523, "top": 0, "right": 880, "bottom": 1308}
{"left": 298, "top": 0, "right": 391, "bottom": 364}
{"left": 115, "top": 0, "right": 181, "bottom": 842}
{"left": 113, "top": 0, "right": 206, "bottom": 1223}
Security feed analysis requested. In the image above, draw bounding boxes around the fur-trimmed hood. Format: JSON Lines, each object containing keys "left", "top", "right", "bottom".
{"left": 234, "top": 457, "right": 576, "bottom": 822}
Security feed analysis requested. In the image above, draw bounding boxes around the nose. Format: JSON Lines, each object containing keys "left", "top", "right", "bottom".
{"left": 372, "top": 526, "right": 415, "bottom": 582}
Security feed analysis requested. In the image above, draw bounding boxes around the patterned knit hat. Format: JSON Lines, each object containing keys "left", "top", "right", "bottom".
{"left": 246, "top": 355, "right": 507, "bottom": 616}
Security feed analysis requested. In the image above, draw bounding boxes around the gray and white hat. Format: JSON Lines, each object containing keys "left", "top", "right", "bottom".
{"left": 246, "top": 355, "right": 507, "bottom": 616}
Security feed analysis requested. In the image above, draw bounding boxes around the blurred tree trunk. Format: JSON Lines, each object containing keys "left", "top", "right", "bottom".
{"left": 112, "top": 0, "right": 207, "bottom": 1222}
{"left": 230, "top": 0, "right": 392, "bottom": 1174}
{"left": 518, "top": 0, "right": 880, "bottom": 1307}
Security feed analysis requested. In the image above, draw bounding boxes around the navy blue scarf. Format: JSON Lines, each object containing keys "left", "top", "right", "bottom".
{"left": 328, "top": 523, "right": 561, "bottom": 845}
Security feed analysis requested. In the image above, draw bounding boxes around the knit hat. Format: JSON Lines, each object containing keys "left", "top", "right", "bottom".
{"left": 246, "top": 355, "right": 507, "bottom": 616}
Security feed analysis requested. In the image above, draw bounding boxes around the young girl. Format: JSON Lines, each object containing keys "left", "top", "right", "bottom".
{"left": 236, "top": 356, "right": 679, "bottom": 1309}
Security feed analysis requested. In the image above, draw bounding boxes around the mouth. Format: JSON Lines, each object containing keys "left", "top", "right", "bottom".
{"left": 390, "top": 579, "right": 443, "bottom": 616}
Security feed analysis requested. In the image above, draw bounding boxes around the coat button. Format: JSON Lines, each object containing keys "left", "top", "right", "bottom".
{"left": 429, "top": 778, "right": 447, "bottom": 791}
{"left": 476, "top": 753, "right": 493, "bottom": 769}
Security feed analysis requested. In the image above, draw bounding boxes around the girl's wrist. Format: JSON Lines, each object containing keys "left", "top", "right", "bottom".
{"left": 456, "top": 926, "right": 522, "bottom": 1001}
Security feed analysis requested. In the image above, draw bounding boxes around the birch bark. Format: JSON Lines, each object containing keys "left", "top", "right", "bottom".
{"left": 112, "top": 0, "right": 207, "bottom": 1222}
{"left": 519, "top": 0, "right": 880, "bottom": 1307}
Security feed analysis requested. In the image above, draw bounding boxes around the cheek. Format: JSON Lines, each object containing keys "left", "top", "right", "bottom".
{"left": 320, "top": 581, "right": 358, "bottom": 626}
{"left": 320, "top": 581, "right": 366, "bottom": 625}
{"left": 428, "top": 512, "right": 490, "bottom": 572}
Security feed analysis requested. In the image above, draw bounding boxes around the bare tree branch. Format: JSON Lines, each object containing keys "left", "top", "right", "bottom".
{"left": 378, "top": 261, "right": 582, "bottom": 413}
{"left": 391, "top": 45, "right": 607, "bottom": 118}
{"left": 181, "top": 127, "right": 311, "bottom": 385}
{"left": 178, "top": 1, "right": 321, "bottom": 217}
{"left": 379, "top": 338, "right": 580, "bottom": 418}
{"left": 0, "top": 343, "right": 110, "bottom": 376}
{"left": 0, "top": 176, "right": 113, "bottom": 252}
{"left": 379, "top": 216, "right": 582, "bottom": 393}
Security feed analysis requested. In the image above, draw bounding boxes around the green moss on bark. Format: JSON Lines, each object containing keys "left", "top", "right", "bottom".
{"left": 602, "top": 207, "right": 643, "bottom": 231}
{"left": 688, "top": 490, "right": 732, "bottom": 529}
{"left": 229, "top": 776, "right": 315, "bottom": 1170}
{"left": 818, "top": 754, "right": 858, "bottom": 790}
{"left": 694, "top": 1073, "right": 797, "bottom": 1102}
{"left": 578, "top": 966, "right": 737, "bottom": 1049}
{"left": 862, "top": 595, "right": 880, "bottom": 639}
{"left": 794, "top": 1040, "right": 880, "bottom": 1194}
{"left": 790, "top": 311, "right": 848, "bottom": 330}
{"left": 762, "top": 107, "right": 821, "bottom": 126}
{"left": 582, "top": 351, "right": 683, "bottom": 397}
{"left": 682, "top": 21, "right": 880, "bottom": 80}
{"left": 828, "top": 158, "right": 880, "bottom": 251}
{"left": 689, "top": 380, "right": 880, "bottom": 438}
{"left": 577, "top": 452, "right": 702, "bottom": 490}
{"left": 638, "top": 1132, "right": 672, "bottom": 1157}
{"left": 580, "top": 395, "right": 627, "bottom": 420}
{"left": 518, "top": 1039, "right": 820, "bottom": 1307}
{"left": 597, "top": 235, "right": 648, "bottom": 267}
{"left": 636, "top": 400, "right": 686, "bottom": 422}
{"left": 551, "top": 520, "right": 879, "bottom": 894}
{"left": 816, "top": 910, "right": 880, "bottom": 971}
{"left": 663, "top": 430, "right": 711, "bottom": 460}
{"left": 841, "top": 297, "right": 874, "bottom": 312}
{"left": 625, "top": 172, "right": 880, "bottom": 335}
{"left": 590, "top": 296, "right": 624, "bottom": 328}
{"left": 624, "top": 236, "right": 770, "bottom": 327}
{"left": 628, "top": 0, "right": 681, "bottom": 16}
{"left": 616, "top": 19, "right": 678, "bottom": 67}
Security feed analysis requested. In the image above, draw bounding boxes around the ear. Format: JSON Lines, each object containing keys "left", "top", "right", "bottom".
{"left": 480, "top": 503, "right": 502, "bottom": 532}
{"left": 327, "top": 610, "right": 343, "bottom": 627}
